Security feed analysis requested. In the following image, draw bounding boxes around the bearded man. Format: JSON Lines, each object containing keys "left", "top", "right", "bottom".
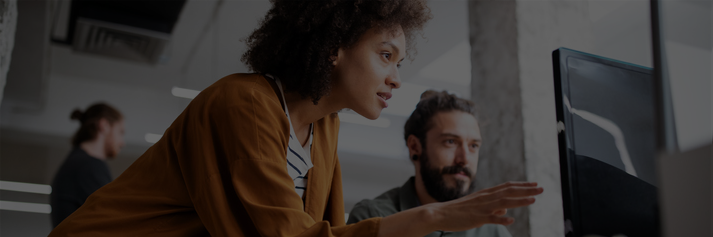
{"left": 347, "top": 90, "right": 512, "bottom": 237}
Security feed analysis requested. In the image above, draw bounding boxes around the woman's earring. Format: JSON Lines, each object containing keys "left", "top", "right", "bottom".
{"left": 412, "top": 155, "right": 418, "bottom": 161}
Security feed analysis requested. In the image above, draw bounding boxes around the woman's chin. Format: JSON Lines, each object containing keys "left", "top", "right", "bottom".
{"left": 365, "top": 108, "right": 383, "bottom": 120}
{"left": 351, "top": 108, "right": 381, "bottom": 120}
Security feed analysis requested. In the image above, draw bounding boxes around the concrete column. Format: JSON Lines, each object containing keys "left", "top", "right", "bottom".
{"left": 516, "top": 1, "right": 592, "bottom": 236}
{"left": 468, "top": 0, "right": 593, "bottom": 236}
{"left": 0, "top": 0, "right": 17, "bottom": 105}
{"left": 468, "top": 1, "right": 529, "bottom": 236}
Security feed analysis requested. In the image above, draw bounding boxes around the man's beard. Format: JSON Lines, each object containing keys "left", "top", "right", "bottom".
{"left": 105, "top": 147, "right": 117, "bottom": 160}
{"left": 104, "top": 139, "right": 117, "bottom": 160}
{"left": 420, "top": 149, "right": 476, "bottom": 202}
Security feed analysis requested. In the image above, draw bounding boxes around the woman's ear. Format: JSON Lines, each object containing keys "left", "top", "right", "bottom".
{"left": 407, "top": 134, "right": 422, "bottom": 161}
{"left": 331, "top": 47, "right": 342, "bottom": 66}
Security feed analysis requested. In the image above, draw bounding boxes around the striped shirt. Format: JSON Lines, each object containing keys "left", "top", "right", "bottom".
{"left": 267, "top": 75, "right": 314, "bottom": 198}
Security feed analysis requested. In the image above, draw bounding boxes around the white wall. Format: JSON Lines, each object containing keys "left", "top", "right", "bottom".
{"left": 661, "top": 1, "right": 712, "bottom": 152}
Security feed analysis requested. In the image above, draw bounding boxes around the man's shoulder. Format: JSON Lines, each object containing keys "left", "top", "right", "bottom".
{"left": 347, "top": 186, "right": 402, "bottom": 223}
{"left": 58, "top": 152, "right": 107, "bottom": 174}
{"left": 361, "top": 186, "right": 401, "bottom": 209}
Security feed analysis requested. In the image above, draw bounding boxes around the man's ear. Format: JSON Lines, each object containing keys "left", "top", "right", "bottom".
{"left": 407, "top": 135, "right": 423, "bottom": 162}
{"left": 97, "top": 118, "right": 111, "bottom": 135}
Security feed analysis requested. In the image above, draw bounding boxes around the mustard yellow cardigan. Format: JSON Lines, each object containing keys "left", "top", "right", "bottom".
{"left": 50, "top": 74, "right": 381, "bottom": 236}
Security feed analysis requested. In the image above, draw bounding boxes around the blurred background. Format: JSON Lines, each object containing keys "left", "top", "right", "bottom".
{"left": 0, "top": 0, "right": 709, "bottom": 236}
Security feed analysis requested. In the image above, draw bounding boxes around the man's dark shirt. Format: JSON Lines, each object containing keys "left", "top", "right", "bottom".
{"left": 50, "top": 148, "right": 112, "bottom": 227}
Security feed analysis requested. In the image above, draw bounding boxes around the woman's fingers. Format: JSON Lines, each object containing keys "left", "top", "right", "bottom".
{"left": 439, "top": 182, "right": 543, "bottom": 231}
{"left": 475, "top": 186, "right": 544, "bottom": 203}
{"left": 480, "top": 197, "right": 537, "bottom": 211}
{"left": 491, "top": 208, "right": 507, "bottom": 216}
{"left": 475, "top": 181, "right": 538, "bottom": 195}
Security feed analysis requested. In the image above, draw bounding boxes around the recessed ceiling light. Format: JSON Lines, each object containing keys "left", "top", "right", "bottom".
{"left": 145, "top": 133, "right": 163, "bottom": 143}
{"left": 0, "top": 180, "right": 51, "bottom": 195}
{"left": 0, "top": 200, "right": 51, "bottom": 214}
{"left": 171, "top": 86, "right": 200, "bottom": 99}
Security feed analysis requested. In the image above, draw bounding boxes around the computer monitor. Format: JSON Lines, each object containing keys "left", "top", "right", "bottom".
{"left": 553, "top": 48, "right": 660, "bottom": 237}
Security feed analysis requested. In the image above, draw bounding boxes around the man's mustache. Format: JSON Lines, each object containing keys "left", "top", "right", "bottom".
{"left": 440, "top": 165, "right": 473, "bottom": 178}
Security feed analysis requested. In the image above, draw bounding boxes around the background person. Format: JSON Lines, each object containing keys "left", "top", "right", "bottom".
{"left": 50, "top": 102, "right": 125, "bottom": 227}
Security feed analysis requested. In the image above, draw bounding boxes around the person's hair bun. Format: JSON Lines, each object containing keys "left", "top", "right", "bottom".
{"left": 70, "top": 109, "right": 84, "bottom": 122}
{"left": 420, "top": 90, "right": 439, "bottom": 100}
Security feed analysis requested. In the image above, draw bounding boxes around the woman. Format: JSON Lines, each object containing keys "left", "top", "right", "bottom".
{"left": 50, "top": 1, "right": 542, "bottom": 236}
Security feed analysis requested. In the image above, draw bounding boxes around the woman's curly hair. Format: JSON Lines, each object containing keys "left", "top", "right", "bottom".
{"left": 241, "top": 0, "right": 432, "bottom": 104}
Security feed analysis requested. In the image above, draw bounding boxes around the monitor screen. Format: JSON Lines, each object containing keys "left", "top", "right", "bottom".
{"left": 553, "top": 48, "right": 660, "bottom": 237}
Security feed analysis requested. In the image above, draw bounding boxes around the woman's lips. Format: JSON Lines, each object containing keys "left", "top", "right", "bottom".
{"left": 377, "top": 92, "right": 392, "bottom": 100}
{"left": 377, "top": 92, "right": 392, "bottom": 108}
{"left": 377, "top": 94, "right": 388, "bottom": 108}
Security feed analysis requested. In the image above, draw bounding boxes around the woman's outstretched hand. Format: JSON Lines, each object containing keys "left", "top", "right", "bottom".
{"left": 429, "top": 181, "right": 544, "bottom": 232}
{"left": 377, "top": 181, "right": 543, "bottom": 237}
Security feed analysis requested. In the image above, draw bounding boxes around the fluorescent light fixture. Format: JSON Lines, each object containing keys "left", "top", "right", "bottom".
{"left": 0, "top": 181, "right": 51, "bottom": 195}
{"left": 381, "top": 82, "right": 431, "bottom": 117}
{"left": 145, "top": 133, "right": 163, "bottom": 143}
{"left": 0, "top": 200, "right": 52, "bottom": 214}
{"left": 172, "top": 86, "right": 201, "bottom": 99}
{"left": 338, "top": 113, "right": 390, "bottom": 128}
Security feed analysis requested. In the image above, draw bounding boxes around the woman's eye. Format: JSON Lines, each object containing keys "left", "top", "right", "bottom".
{"left": 397, "top": 63, "right": 401, "bottom": 68}
{"left": 382, "top": 53, "right": 391, "bottom": 60}
{"left": 470, "top": 143, "right": 479, "bottom": 148}
{"left": 446, "top": 139, "right": 455, "bottom": 144}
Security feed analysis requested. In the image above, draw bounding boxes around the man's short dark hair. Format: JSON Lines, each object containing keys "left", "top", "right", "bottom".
{"left": 403, "top": 90, "right": 478, "bottom": 145}
{"left": 241, "top": 0, "right": 432, "bottom": 104}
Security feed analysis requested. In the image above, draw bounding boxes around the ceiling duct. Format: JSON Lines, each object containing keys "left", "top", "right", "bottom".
{"left": 66, "top": 0, "right": 186, "bottom": 64}
{"left": 72, "top": 18, "right": 170, "bottom": 64}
